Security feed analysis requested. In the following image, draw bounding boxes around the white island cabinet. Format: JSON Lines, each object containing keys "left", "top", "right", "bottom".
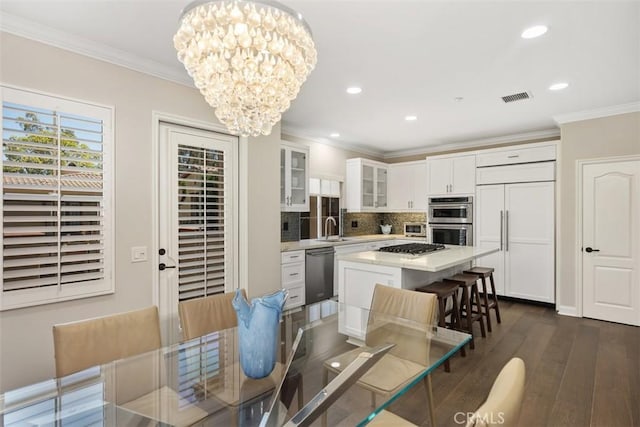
{"left": 337, "top": 245, "right": 499, "bottom": 341}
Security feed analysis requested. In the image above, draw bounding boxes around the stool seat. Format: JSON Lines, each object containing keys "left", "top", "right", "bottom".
{"left": 464, "top": 267, "right": 494, "bottom": 277}
{"left": 445, "top": 273, "right": 479, "bottom": 287}
{"left": 415, "top": 281, "right": 459, "bottom": 298}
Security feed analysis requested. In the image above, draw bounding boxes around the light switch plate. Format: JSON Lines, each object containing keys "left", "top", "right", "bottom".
{"left": 131, "top": 246, "right": 148, "bottom": 263}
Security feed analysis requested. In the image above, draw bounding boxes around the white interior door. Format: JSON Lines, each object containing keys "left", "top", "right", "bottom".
{"left": 475, "top": 184, "right": 505, "bottom": 295}
{"left": 504, "top": 182, "right": 555, "bottom": 303}
{"left": 582, "top": 160, "right": 640, "bottom": 326}
{"left": 158, "top": 123, "right": 237, "bottom": 344}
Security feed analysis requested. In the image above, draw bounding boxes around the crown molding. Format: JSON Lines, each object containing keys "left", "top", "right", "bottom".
{"left": 0, "top": 12, "right": 193, "bottom": 87}
{"left": 383, "top": 128, "right": 560, "bottom": 159}
{"left": 281, "top": 129, "right": 386, "bottom": 158}
{"left": 553, "top": 101, "right": 640, "bottom": 125}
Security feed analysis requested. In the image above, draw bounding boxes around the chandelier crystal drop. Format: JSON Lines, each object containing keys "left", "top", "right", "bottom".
{"left": 174, "top": 0, "right": 317, "bottom": 137}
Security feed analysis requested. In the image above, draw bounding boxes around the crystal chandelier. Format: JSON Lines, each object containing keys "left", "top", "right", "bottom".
{"left": 174, "top": 0, "right": 317, "bottom": 137}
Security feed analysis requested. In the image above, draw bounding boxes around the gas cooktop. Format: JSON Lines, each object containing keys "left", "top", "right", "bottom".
{"left": 378, "top": 243, "right": 446, "bottom": 255}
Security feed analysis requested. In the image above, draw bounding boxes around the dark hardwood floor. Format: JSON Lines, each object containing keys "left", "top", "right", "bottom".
{"left": 373, "top": 300, "right": 640, "bottom": 427}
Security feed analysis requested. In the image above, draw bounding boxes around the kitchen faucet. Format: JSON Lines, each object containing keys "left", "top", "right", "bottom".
{"left": 324, "top": 216, "right": 337, "bottom": 240}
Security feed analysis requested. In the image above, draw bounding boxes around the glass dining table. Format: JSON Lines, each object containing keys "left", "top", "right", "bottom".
{"left": 0, "top": 300, "right": 470, "bottom": 427}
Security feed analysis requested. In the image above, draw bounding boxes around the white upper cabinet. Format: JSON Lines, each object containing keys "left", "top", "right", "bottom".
{"left": 281, "top": 142, "right": 309, "bottom": 212}
{"left": 388, "top": 161, "right": 428, "bottom": 211}
{"left": 426, "top": 154, "right": 476, "bottom": 195}
{"left": 346, "top": 158, "right": 388, "bottom": 212}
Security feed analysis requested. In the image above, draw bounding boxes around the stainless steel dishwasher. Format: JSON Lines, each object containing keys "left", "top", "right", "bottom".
{"left": 305, "top": 247, "right": 335, "bottom": 305}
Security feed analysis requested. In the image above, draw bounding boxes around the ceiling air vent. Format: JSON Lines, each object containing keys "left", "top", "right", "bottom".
{"left": 501, "top": 91, "right": 532, "bottom": 103}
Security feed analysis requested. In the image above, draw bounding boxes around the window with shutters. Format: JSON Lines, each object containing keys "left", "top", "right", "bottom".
{"left": 1, "top": 86, "right": 113, "bottom": 311}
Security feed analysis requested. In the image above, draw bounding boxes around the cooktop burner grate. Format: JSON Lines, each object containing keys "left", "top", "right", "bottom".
{"left": 378, "top": 243, "right": 446, "bottom": 255}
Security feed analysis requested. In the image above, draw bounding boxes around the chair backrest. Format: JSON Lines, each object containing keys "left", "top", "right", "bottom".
{"left": 178, "top": 290, "right": 246, "bottom": 341}
{"left": 466, "top": 357, "right": 526, "bottom": 427}
{"left": 52, "top": 306, "right": 161, "bottom": 378}
{"left": 366, "top": 284, "right": 438, "bottom": 364}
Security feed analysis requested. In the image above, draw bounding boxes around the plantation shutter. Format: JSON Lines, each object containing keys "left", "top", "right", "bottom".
{"left": 177, "top": 144, "right": 227, "bottom": 301}
{"left": 1, "top": 86, "right": 113, "bottom": 310}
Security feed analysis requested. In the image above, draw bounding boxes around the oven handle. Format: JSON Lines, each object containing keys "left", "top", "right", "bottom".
{"left": 500, "top": 210, "right": 504, "bottom": 251}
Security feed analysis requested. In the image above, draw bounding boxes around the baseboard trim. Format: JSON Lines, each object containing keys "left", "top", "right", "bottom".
{"left": 557, "top": 305, "right": 579, "bottom": 317}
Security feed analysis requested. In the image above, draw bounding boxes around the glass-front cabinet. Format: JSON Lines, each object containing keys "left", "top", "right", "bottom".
{"left": 346, "top": 158, "right": 388, "bottom": 212}
{"left": 281, "top": 142, "right": 309, "bottom": 212}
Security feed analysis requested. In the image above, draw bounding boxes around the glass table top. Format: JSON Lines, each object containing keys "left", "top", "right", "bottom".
{"left": 0, "top": 300, "right": 470, "bottom": 426}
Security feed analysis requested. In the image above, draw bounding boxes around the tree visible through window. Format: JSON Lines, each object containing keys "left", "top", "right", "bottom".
{"left": 1, "top": 86, "right": 113, "bottom": 310}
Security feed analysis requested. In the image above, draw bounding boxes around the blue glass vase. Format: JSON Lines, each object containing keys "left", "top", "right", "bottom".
{"left": 232, "top": 289, "right": 288, "bottom": 379}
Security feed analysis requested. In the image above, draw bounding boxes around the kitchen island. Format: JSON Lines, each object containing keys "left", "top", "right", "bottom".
{"left": 337, "top": 244, "right": 499, "bottom": 341}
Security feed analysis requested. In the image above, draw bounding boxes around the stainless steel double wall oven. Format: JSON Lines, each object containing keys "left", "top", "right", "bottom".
{"left": 428, "top": 196, "right": 473, "bottom": 246}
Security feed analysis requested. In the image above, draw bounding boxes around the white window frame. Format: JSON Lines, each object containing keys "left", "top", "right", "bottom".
{"left": 0, "top": 85, "right": 114, "bottom": 311}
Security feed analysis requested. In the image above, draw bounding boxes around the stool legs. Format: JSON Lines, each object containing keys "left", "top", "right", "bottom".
{"left": 471, "top": 283, "right": 486, "bottom": 338}
{"left": 489, "top": 273, "right": 502, "bottom": 324}
{"left": 437, "top": 297, "right": 452, "bottom": 372}
{"left": 480, "top": 275, "right": 492, "bottom": 332}
{"left": 460, "top": 285, "right": 475, "bottom": 349}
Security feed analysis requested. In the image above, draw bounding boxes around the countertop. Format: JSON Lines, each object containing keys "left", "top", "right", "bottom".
{"left": 281, "top": 234, "right": 424, "bottom": 252}
{"left": 337, "top": 245, "right": 500, "bottom": 273}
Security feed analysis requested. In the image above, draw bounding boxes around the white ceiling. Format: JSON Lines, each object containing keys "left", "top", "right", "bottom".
{"left": 1, "top": 0, "right": 639, "bottom": 156}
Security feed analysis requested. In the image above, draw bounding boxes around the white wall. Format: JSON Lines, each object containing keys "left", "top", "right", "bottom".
{"left": 0, "top": 33, "right": 281, "bottom": 391}
{"left": 557, "top": 112, "right": 640, "bottom": 313}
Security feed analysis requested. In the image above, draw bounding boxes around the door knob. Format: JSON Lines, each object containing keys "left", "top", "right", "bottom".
{"left": 585, "top": 247, "right": 600, "bottom": 253}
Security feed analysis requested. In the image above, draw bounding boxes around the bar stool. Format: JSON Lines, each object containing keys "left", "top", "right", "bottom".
{"left": 445, "top": 273, "right": 486, "bottom": 349}
{"left": 464, "top": 266, "right": 502, "bottom": 332}
{"left": 415, "top": 281, "right": 466, "bottom": 372}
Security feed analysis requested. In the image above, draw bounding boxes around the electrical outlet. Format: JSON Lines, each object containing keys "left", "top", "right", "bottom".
{"left": 351, "top": 220, "right": 358, "bottom": 228}
{"left": 131, "top": 246, "right": 148, "bottom": 263}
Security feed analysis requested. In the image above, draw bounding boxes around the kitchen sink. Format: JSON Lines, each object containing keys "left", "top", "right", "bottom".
{"left": 315, "top": 237, "right": 351, "bottom": 242}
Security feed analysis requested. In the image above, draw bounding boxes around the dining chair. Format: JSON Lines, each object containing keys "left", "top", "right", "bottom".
{"left": 323, "top": 284, "right": 438, "bottom": 426}
{"left": 367, "top": 357, "right": 526, "bottom": 427}
{"left": 178, "top": 289, "right": 246, "bottom": 340}
{"left": 52, "top": 306, "right": 209, "bottom": 426}
{"left": 52, "top": 306, "right": 162, "bottom": 377}
{"left": 177, "top": 290, "right": 297, "bottom": 424}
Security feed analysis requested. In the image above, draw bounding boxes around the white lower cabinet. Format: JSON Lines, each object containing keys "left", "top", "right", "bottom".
{"left": 281, "top": 250, "right": 305, "bottom": 310}
{"left": 333, "top": 240, "right": 395, "bottom": 297}
{"left": 475, "top": 181, "right": 555, "bottom": 303}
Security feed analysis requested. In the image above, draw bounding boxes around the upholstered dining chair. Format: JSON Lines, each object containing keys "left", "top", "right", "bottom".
{"left": 322, "top": 284, "right": 438, "bottom": 427}
{"left": 177, "top": 290, "right": 296, "bottom": 424}
{"left": 52, "top": 306, "right": 162, "bottom": 377}
{"left": 367, "top": 357, "right": 526, "bottom": 427}
{"left": 178, "top": 289, "right": 246, "bottom": 340}
{"left": 52, "top": 306, "right": 208, "bottom": 426}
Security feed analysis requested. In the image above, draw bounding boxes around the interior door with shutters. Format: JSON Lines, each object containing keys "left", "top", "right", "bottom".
{"left": 158, "top": 123, "right": 237, "bottom": 344}
{"left": 582, "top": 160, "right": 640, "bottom": 326}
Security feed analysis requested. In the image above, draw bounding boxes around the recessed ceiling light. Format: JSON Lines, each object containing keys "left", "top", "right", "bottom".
{"left": 405, "top": 115, "right": 417, "bottom": 121}
{"left": 330, "top": 132, "right": 340, "bottom": 137}
{"left": 346, "top": 86, "right": 362, "bottom": 95}
{"left": 521, "top": 25, "right": 548, "bottom": 39}
{"left": 549, "top": 82, "right": 569, "bottom": 91}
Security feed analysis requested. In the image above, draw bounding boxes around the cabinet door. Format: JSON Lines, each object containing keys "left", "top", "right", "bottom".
{"left": 288, "top": 148, "right": 308, "bottom": 209}
{"left": 388, "top": 164, "right": 412, "bottom": 210}
{"left": 412, "top": 162, "right": 428, "bottom": 210}
{"left": 426, "top": 158, "right": 452, "bottom": 195}
{"left": 451, "top": 155, "right": 476, "bottom": 194}
{"left": 280, "top": 148, "right": 287, "bottom": 207}
{"left": 361, "top": 164, "right": 376, "bottom": 209}
{"left": 475, "top": 185, "right": 505, "bottom": 295}
{"left": 375, "top": 166, "right": 388, "bottom": 209}
{"left": 504, "top": 182, "right": 555, "bottom": 303}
